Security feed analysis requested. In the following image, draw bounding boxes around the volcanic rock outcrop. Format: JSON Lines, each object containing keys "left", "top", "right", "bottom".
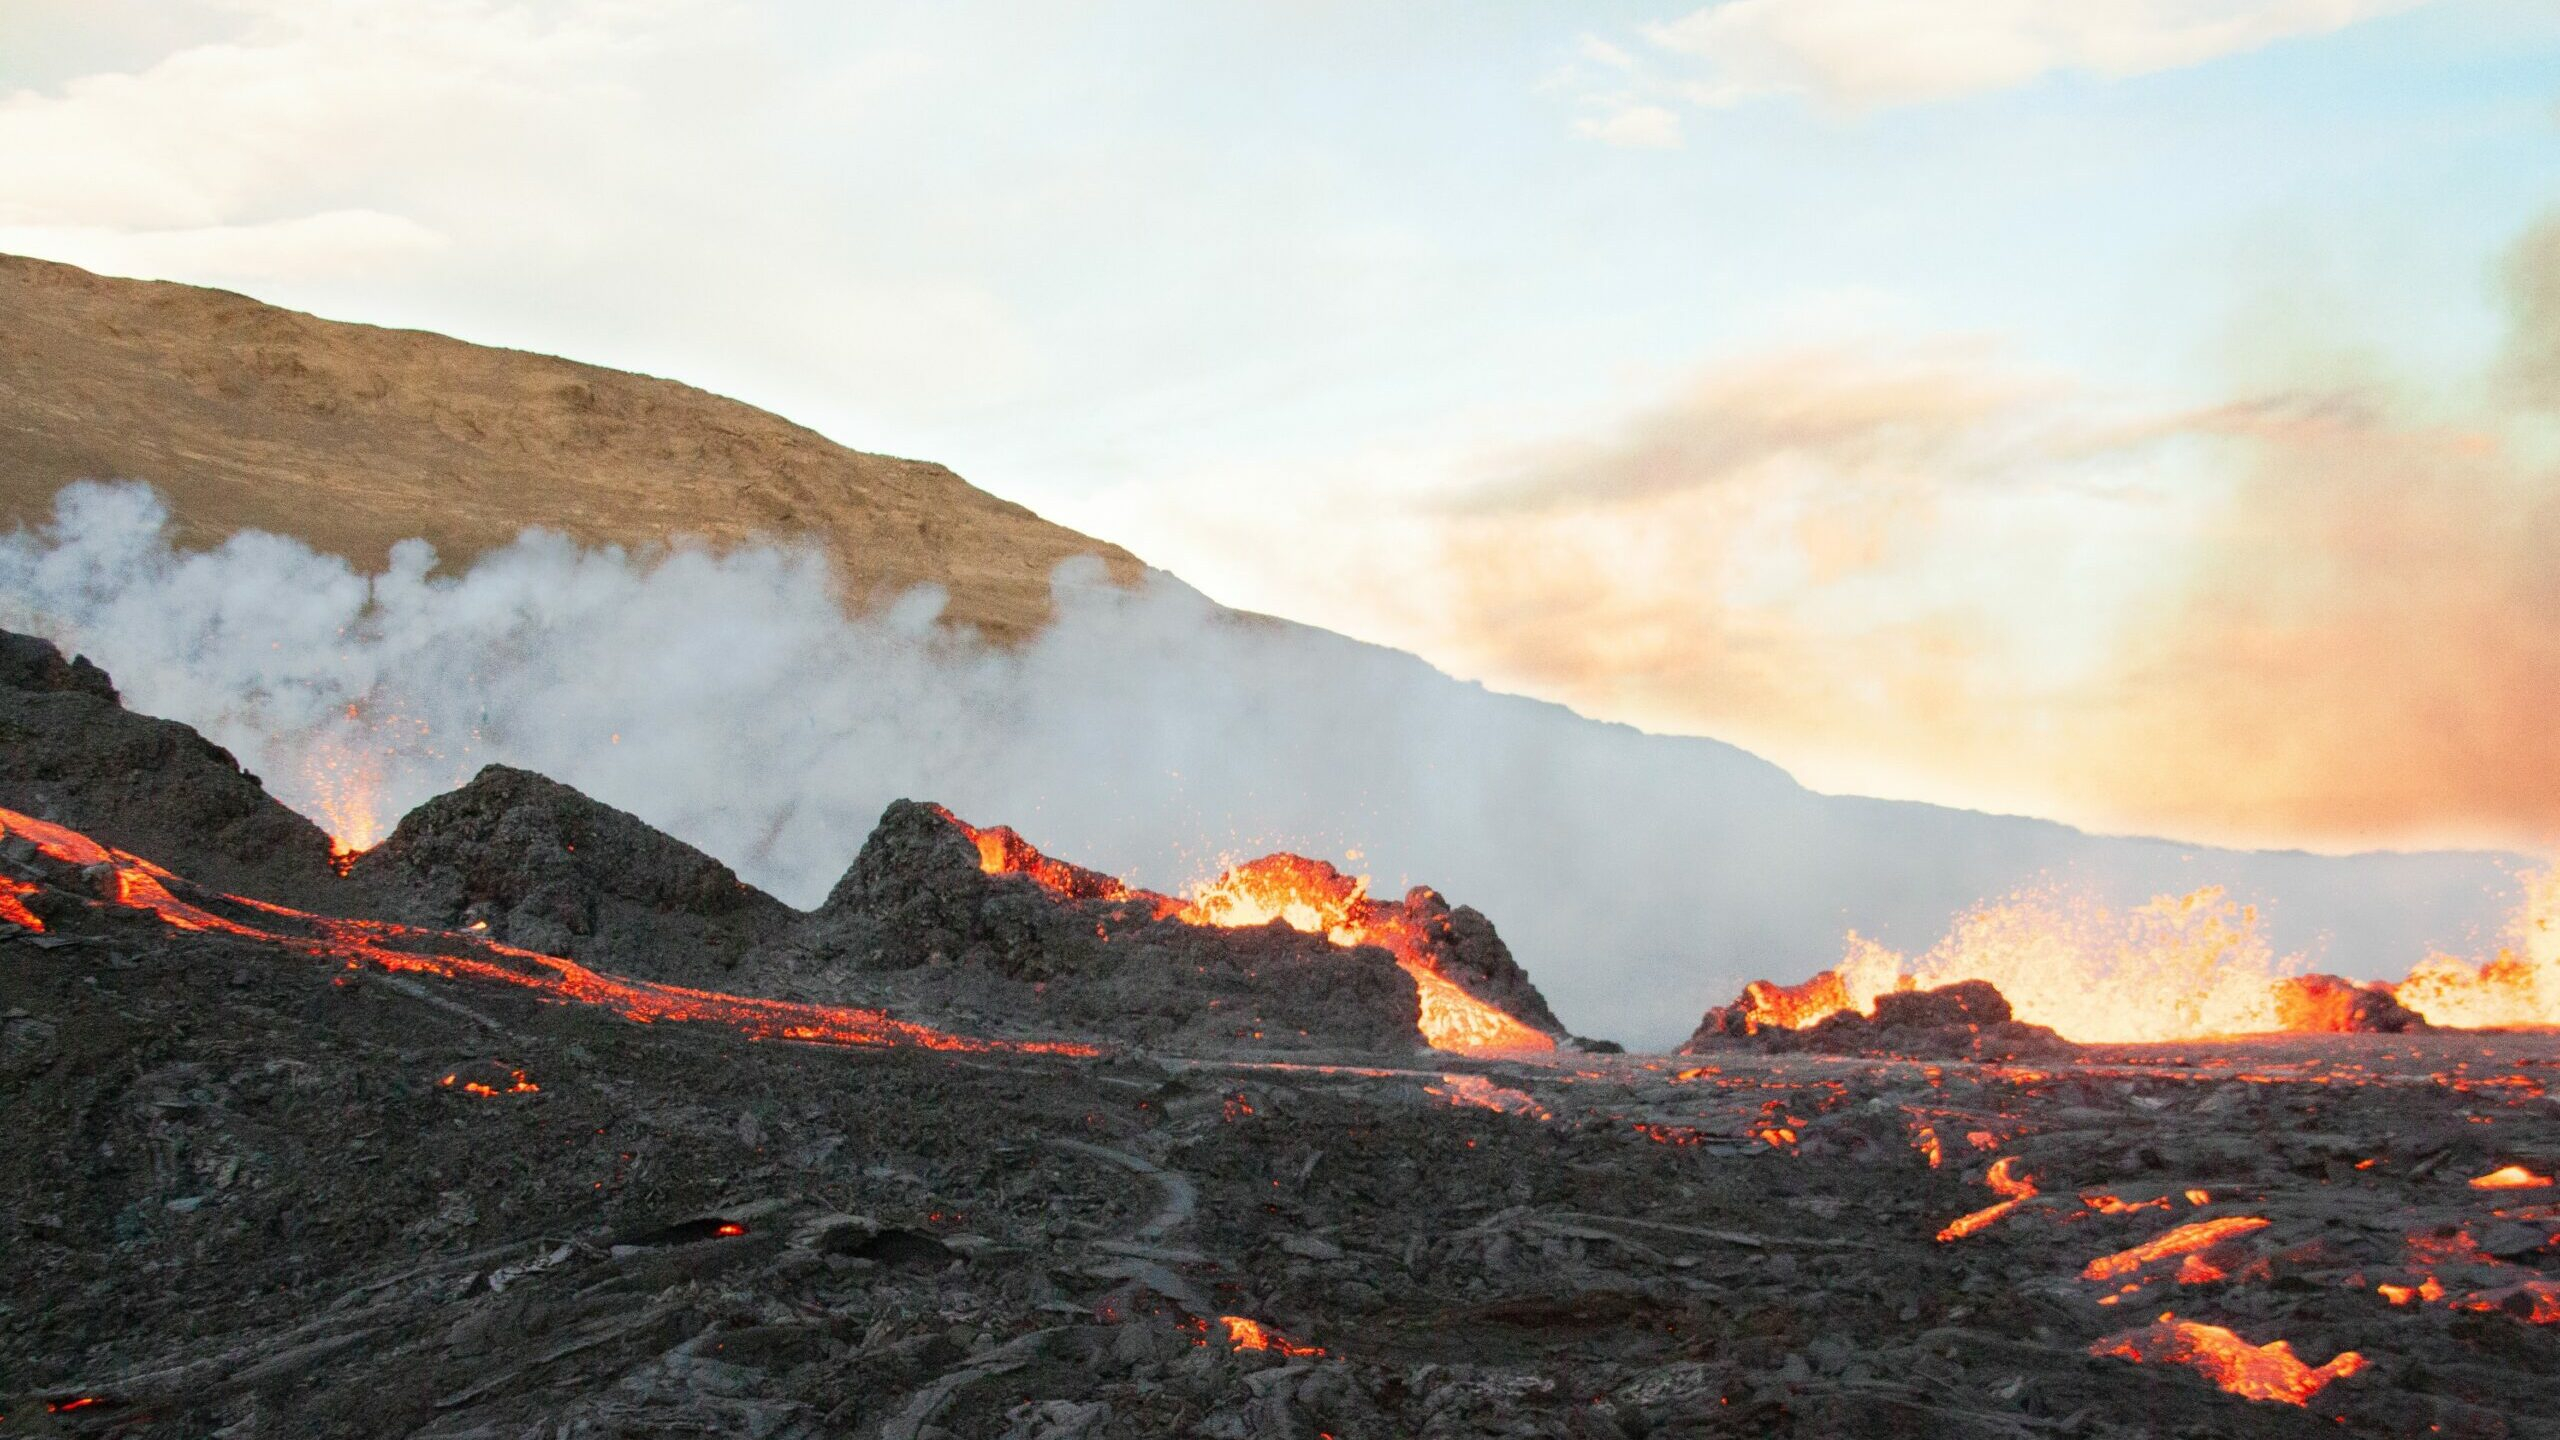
{"left": 0, "top": 630, "right": 341, "bottom": 905}
{"left": 0, "top": 630, "right": 1499, "bottom": 1054}
{"left": 768, "top": 800, "right": 1428, "bottom": 1053}
{"left": 2270, "top": 973, "right": 2429, "bottom": 1034}
{"left": 349, "top": 764, "right": 794, "bottom": 983}
{"left": 1685, "top": 978, "right": 2079, "bottom": 1061}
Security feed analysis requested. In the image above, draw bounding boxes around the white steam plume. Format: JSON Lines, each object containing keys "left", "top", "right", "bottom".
{"left": 0, "top": 482, "right": 2525, "bottom": 1048}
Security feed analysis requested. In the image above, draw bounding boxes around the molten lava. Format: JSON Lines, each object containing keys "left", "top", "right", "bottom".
{"left": 947, "top": 810, "right": 1554, "bottom": 1055}
{"left": 1937, "top": 1156, "right": 2037, "bottom": 1242}
{"left": 2080, "top": 1216, "right": 2270, "bottom": 1282}
{"left": 1729, "top": 863, "right": 2560, "bottom": 1043}
{"left": 300, "top": 710, "right": 395, "bottom": 871}
{"left": 1177, "top": 854, "right": 1554, "bottom": 1055}
{"left": 1217, "top": 1316, "right": 1324, "bottom": 1357}
{"left": 2468, "top": 1164, "right": 2554, "bottom": 1191}
{"left": 2091, "top": 1316, "right": 2365, "bottom": 1406}
{"left": 941, "top": 807, "right": 1166, "bottom": 910}
{"left": 1426, "top": 1073, "right": 1553, "bottom": 1120}
{"left": 0, "top": 807, "right": 1095, "bottom": 1060}
{"left": 0, "top": 876, "right": 45, "bottom": 931}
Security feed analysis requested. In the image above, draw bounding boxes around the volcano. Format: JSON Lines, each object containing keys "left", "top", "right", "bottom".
{"left": 2, "top": 630, "right": 2558, "bottom": 1437}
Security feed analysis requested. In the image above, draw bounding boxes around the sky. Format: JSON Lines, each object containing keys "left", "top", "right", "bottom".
{"left": 3, "top": 0, "right": 2557, "bottom": 855}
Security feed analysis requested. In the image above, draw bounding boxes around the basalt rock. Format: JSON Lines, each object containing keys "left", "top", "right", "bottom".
{"left": 0, "top": 628, "right": 341, "bottom": 904}
{"left": 1368, "top": 885, "right": 1567, "bottom": 1039}
{"left": 1689, "top": 978, "right": 2078, "bottom": 1061}
{"left": 350, "top": 764, "right": 793, "bottom": 982}
{"left": 2272, "top": 973, "right": 2429, "bottom": 1034}
{"left": 782, "top": 799, "right": 1425, "bottom": 1053}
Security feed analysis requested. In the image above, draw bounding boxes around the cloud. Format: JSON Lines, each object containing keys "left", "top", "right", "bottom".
{"left": 1236, "top": 214, "right": 2560, "bottom": 854}
{"left": 1572, "top": 102, "right": 1686, "bottom": 149}
{"left": 1641, "top": 0, "right": 2428, "bottom": 108}
{"left": 1450, "top": 345, "right": 2077, "bottom": 512}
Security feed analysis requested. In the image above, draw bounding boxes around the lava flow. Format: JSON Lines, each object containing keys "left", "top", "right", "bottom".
{"left": 2091, "top": 1316, "right": 2366, "bottom": 1406}
{"left": 946, "top": 811, "right": 1555, "bottom": 1055}
{"left": 1937, "top": 1155, "right": 2038, "bottom": 1241}
{"left": 0, "top": 806, "right": 1094, "bottom": 1059}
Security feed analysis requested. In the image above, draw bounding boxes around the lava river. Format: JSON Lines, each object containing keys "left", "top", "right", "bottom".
{"left": 0, "top": 806, "right": 1095, "bottom": 1058}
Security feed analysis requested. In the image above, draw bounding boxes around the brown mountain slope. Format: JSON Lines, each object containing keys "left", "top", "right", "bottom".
{"left": 0, "top": 253, "right": 1142, "bottom": 640}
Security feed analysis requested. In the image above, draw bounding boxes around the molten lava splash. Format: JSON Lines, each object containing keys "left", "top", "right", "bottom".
{"left": 1177, "top": 853, "right": 1555, "bottom": 1055}
{"left": 2091, "top": 1317, "right": 2365, "bottom": 1406}
{"left": 2080, "top": 1216, "right": 2270, "bottom": 1282}
{"left": 1937, "top": 1156, "right": 2037, "bottom": 1242}
{"left": 299, "top": 710, "right": 395, "bottom": 869}
{"left": 1740, "top": 864, "right": 2560, "bottom": 1042}
{"left": 0, "top": 807, "right": 1096, "bottom": 1060}
{"left": 2393, "top": 866, "right": 2560, "bottom": 1028}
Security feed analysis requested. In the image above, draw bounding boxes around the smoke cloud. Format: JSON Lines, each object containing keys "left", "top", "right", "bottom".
{"left": 0, "top": 480, "right": 2524, "bottom": 1048}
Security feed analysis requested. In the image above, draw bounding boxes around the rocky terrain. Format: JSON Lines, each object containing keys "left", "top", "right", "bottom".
{"left": 2, "top": 630, "right": 2557, "bottom": 1438}
{"left": 0, "top": 253, "right": 1141, "bottom": 640}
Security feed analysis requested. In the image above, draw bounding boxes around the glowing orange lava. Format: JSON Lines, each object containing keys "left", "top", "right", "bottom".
{"left": 1937, "top": 1156, "right": 2037, "bottom": 1242}
{"left": 441, "top": 1068, "right": 541, "bottom": 1097}
{"left": 941, "top": 807, "right": 1163, "bottom": 910}
{"left": 301, "top": 711, "right": 391, "bottom": 866}
{"left": 0, "top": 876, "right": 45, "bottom": 931}
{"left": 0, "top": 807, "right": 1096, "bottom": 1061}
{"left": 2454, "top": 1279, "right": 2560, "bottom": 1325}
{"left": 1218, "top": 1315, "right": 1324, "bottom": 1357}
{"left": 1426, "top": 1073, "right": 1552, "bottom": 1120}
{"left": 2468, "top": 1164, "right": 2554, "bottom": 1191}
{"left": 1178, "top": 854, "right": 1555, "bottom": 1055}
{"left": 1731, "top": 862, "right": 2560, "bottom": 1042}
{"left": 2091, "top": 1316, "right": 2365, "bottom": 1406}
{"left": 2080, "top": 1217, "right": 2270, "bottom": 1282}
{"left": 949, "top": 809, "right": 1553, "bottom": 1055}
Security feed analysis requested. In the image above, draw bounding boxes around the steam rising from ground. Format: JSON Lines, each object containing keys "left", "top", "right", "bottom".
{"left": 0, "top": 482, "right": 2526, "bottom": 1048}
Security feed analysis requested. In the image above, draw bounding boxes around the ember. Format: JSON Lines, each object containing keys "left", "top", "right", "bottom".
{"left": 1218, "top": 1315, "right": 1324, "bottom": 1357}
{"left": 2091, "top": 1316, "right": 2366, "bottom": 1405}
{"left": 440, "top": 1068, "right": 541, "bottom": 1097}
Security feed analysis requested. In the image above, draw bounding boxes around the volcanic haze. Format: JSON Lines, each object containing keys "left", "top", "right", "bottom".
{"left": 0, "top": 255, "right": 2534, "bottom": 1049}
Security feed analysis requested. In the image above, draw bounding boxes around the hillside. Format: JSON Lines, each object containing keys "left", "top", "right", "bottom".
{"left": 0, "top": 254, "right": 1141, "bottom": 641}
